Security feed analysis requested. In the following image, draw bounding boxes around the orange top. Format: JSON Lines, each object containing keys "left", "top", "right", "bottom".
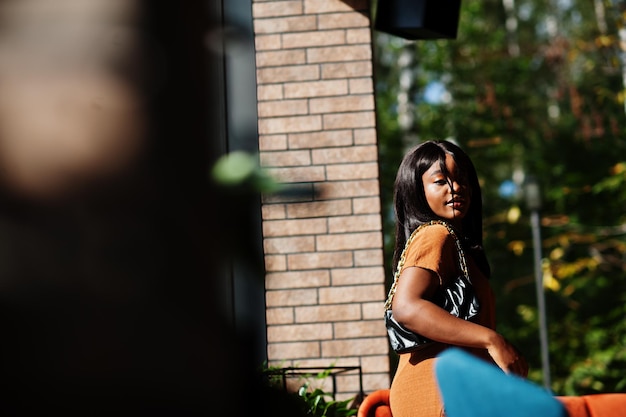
{"left": 390, "top": 224, "right": 498, "bottom": 417}
{"left": 399, "top": 223, "right": 496, "bottom": 362}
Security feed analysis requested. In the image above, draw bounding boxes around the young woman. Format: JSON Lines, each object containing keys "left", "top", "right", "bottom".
{"left": 387, "top": 140, "right": 528, "bottom": 417}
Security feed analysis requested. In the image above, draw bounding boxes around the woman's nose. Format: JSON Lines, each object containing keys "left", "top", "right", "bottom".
{"left": 449, "top": 180, "right": 462, "bottom": 193}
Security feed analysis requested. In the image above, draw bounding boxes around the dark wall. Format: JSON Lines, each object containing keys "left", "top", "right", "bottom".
{"left": 0, "top": 1, "right": 260, "bottom": 414}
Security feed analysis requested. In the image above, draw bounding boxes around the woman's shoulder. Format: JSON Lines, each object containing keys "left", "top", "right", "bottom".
{"left": 406, "top": 222, "right": 456, "bottom": 256}
{"left": 411, "top": 222, "right": 454, "bottom": 243}
{"left": 402, "top": 222, "right": 458, "bottom": 273}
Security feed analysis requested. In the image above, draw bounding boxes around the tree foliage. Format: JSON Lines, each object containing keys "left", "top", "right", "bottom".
{"left": 374, "top": 0, "right": 626, "bottom": 395}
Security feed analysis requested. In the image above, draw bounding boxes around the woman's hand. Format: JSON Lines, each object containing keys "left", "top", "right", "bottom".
{"left": 486, "top": 333, "right": 529, "bottom": 377}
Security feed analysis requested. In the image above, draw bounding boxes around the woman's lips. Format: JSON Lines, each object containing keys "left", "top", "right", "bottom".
{"left": 448, "top": 199, "right": 465, "bottom": 209}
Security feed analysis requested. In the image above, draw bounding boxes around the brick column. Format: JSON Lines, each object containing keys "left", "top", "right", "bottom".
{"left": 252, "top": 0, "right": 390, "bottom": 398}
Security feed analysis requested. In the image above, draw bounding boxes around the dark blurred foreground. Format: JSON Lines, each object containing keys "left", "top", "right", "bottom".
{"left": 0, "top": 0, "right": 262, "bottom": 414}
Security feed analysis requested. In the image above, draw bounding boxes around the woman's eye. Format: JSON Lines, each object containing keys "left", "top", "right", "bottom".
{"left": 435, "top": 179, "right": 448, "bottom": 185}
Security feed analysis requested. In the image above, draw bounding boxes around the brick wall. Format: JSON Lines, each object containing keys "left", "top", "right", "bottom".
{"left": 252, "top": 0, "right": 390, "bottom": 399}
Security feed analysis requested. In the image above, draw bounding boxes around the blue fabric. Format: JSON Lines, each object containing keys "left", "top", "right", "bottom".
{"left": 435, "top": 348, "right": 566, "bottom": 417}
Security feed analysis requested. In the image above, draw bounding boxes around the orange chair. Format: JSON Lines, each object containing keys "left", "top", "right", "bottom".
{"left": 356, "top": 389, "right": 392, "bottom": 417}
{"left": 557, "top": 394, "right": 626, "bottom": 417}
{"left": 356, "top": 389, "right": 626, "bottom": 417}
{"left": 357, "top": 350, "right": 626, "bottom": 417}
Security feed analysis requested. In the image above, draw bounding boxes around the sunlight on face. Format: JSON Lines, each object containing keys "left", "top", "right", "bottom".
{"left": 421, "top": 153, "right": 471, "bottom": 228}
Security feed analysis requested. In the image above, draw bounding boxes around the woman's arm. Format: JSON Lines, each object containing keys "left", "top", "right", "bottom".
{"left": 391, "top": 265, "right": 528, "bottom": 377}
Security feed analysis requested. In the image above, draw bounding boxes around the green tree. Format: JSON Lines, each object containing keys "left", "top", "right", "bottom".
{"left": 374, "top": 0, "right": 626, "bottom": 395}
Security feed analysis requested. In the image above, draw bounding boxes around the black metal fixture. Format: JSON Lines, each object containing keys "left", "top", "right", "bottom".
{"left": 374, "top": 0, "right": 462, "bottom": 40}
{"left": 524, "top": 176, "right": 551, "bottom": 389}
{"left": 263, "top": 366, "right": 364, "bottom": 400}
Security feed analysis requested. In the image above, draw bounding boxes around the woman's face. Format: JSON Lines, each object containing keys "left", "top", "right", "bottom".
{"left": 421, "top": 153, "right": 471, "bottom": 228}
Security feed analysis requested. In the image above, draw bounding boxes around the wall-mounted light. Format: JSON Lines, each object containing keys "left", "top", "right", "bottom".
{"left": 374, "top": 0, "right": 462, "bottom": 40}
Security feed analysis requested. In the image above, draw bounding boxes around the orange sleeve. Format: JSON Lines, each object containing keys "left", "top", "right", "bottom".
{"left": 399, "top": 224, "right": 459, "bottom": 286}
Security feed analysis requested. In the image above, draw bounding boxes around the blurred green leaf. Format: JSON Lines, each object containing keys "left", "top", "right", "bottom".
{"left": 211, "top": 151, "right": 257, "bottom": 185}
{"left": 211, "top": 151, "right": 284, "bottom": 193}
